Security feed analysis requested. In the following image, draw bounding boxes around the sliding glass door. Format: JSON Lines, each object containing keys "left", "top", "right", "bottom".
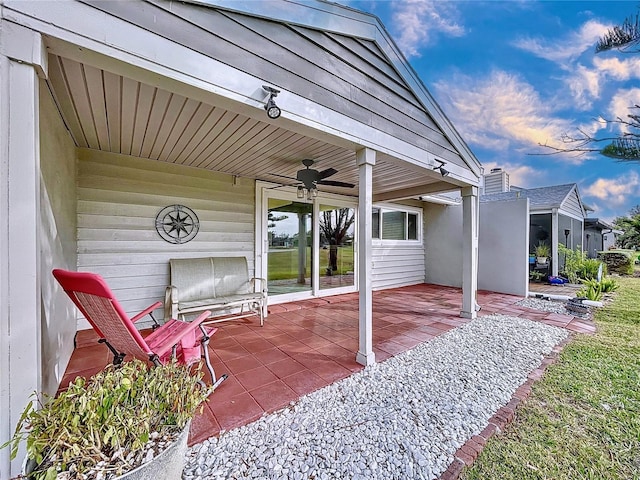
{"left": 260, "top": 186, "right": 357, "bottom": 302}
{"left": 319, "top": 204, "right": 355, "bottom": 291}
{"left": 266, "top": 198, "right": 313, "bottom": 296}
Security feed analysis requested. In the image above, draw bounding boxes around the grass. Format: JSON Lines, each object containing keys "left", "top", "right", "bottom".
{"left": 267, "top": 246, "right": 354, "bottom": 280}
{"left": 460, "top": 275, "right": 640, "bottom": 480}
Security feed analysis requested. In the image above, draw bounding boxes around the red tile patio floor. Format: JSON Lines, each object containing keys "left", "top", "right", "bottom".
{"left": 60, "top": 283, "right": 596, "bottom": 447}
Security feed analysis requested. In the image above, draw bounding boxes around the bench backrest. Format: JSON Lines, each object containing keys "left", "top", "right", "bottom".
{"left": 169, "top": 257, "right": 251, "bottom": 302}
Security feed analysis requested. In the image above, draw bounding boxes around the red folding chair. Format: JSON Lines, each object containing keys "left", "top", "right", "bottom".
{"left": 52, "top": 269, "right": 227, "bottom": 389}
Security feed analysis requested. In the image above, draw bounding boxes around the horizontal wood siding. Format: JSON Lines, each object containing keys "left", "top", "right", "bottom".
{"left": 371, "top": 245, "right": 425, "bottom": 290}
{"left": 77, "top": 150, "right": 255, "bottom": 322}
{"left": 86, "top": 0, "right": 465, "bottom": 168}
{"left": 560, "top": 188, "right": 584, "bottom": 219}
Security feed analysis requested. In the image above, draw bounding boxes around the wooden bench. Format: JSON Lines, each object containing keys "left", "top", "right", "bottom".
{"left": 164, "top": 257, "right": 266, "bottom": 326}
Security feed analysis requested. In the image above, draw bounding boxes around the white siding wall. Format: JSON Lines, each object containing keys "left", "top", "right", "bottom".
{"left": 371, "top": 244, "right": 425, "bottom": 290}
{"left": 39, "top": 81, "right": 78, "bottom": 395}
{"left": 560, "top": 188, "right": 584, "bottom": 219}
{"left": 77, "top": 150, "right": 255, "bottom": 328}
{"left": 371, "top": 201, "right": 425, "bottom": 290}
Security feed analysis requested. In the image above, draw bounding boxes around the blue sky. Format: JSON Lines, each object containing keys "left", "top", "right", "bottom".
{"left": 344, "top": 1, "right": 639, "bottom": 222}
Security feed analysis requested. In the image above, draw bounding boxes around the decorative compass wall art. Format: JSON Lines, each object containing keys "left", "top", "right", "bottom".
{"left": 155, "top": 204, "right": 200, "bottom": 244}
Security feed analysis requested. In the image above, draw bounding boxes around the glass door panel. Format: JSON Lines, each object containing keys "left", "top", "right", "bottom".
{"left": 267, "top": 199, "right": 313, "bottom": 296}
{"left": 319, "top": 204, "right": 355, "bottom": 290}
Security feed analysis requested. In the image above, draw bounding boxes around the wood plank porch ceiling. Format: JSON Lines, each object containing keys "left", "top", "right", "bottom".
{"left": 48, "top": 55, "right": 452, "bottom": 199}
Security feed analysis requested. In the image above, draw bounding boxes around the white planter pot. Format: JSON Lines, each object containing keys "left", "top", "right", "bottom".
{"left": 24, "top": 421, "right": 191, "bottom": 480}
{"left": 117, "top": 421, "right": 190, "bottom": 480}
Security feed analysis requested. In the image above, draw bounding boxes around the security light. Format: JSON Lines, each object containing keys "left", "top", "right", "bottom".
{"left": 262, "top": 85, "right": 281, "bottom": 119}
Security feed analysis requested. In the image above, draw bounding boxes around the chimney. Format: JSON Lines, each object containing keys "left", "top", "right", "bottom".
{"left": 483, "top": 167, "right": 510, "bottom": 194}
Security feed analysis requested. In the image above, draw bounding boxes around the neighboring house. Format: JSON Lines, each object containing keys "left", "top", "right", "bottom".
{"left": 479, "top": 168, "right": 588, "bottom": 294}
{"left": 584, "top": 218, "right": 621, "bottom": 258}
{"left": 0, "top": 0, "right": 482, "bottom": 475}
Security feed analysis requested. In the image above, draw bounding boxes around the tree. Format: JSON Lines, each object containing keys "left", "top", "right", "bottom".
{"left": 319, "top": 208, "right": 354, "bottom": 274}
{"left": 595, "top": 12, "right": 640, "bottom": 53}
{"left": 613, "top": 205, "right": 640, "bottom": 249}
{"left": 537, "top": 10, "right": 640, "bottom": 162}
{"left": 319, "top": 208, "right": 354, "bottom": 247}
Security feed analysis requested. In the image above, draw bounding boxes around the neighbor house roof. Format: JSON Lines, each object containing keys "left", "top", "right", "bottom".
{"left": 481, "top": 183, "right": 587, "bottom": 218}
{"left": 585, "top": 218, "right": 615, "bottom": 231}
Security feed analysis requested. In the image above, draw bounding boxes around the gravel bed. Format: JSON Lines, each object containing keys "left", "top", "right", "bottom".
{"left": 183, "top": 314, "right": 568, "bottom": 480}
{"left": 516, "top": 297, "right": 589, "bottom": 317}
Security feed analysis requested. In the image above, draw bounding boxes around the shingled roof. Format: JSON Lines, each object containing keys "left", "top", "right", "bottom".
{"left": 481, "top": 183, "right": 578, "bottom": 208}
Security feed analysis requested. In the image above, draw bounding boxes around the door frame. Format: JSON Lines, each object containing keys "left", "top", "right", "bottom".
{"left": 255, "top": 181, "right": 358, "bottom": 305}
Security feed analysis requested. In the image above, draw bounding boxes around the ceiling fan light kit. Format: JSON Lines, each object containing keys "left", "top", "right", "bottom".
{"left": 269, "top": 159, "right": 355, "bottom": 200}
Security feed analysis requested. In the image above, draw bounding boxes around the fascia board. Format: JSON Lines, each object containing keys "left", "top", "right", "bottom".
{"left": 185, "top": 0, "right": 381, "bottom": 40}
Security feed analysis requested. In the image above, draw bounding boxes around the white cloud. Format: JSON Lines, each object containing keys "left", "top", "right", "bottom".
{"left": 608, "top": 88, "right": 640, "bottom": 133}
{"left": 564, "top": 57, "right": 640, "bottom": 107}
{"left": 594, "top": 56, "right": 640, "bottom": 81}
{"left": 513, "top": 19, "right": 610, "bottom": 64}
{"left": 391, "top": 0, "right": 464, "bottom": 58}
{"left": 584, "top": 171, "right": 640, "bottom": 206}
{"left": 434, "top": 70, "right": 579, "bottom": 162}
{"left": 565, "top": 64, "right": 601, "bottom": 109}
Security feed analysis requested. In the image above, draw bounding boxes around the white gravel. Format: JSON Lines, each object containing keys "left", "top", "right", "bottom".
{"left": 516, "top": 297, "right": 590, "bottom": 317}
{"left": 183, "top": 314, "right": 568, "bottom": 480}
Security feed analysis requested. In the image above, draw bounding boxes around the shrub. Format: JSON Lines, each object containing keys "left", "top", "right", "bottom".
{"left": 3, "top": 359, "right": 212, "bottom": 480}
{"left": 577, "top": 279, "right": 604, "bottom": 301}
{"left": 558, "top": 244, "right": 587, "bottom": 283}
{"left": 600, "top": 277, "right": 620, "bottom": 293}
{"left": 578, "top": 258, "right": 606, "bottom": 280}
{"left": 598, "top": 250, "right": 635, "bottom": 275}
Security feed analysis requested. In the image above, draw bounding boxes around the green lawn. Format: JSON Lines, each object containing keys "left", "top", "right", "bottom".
{"left": 267, "top": 246, "right": 354, "bottom": 281}
{"left": 461, "top": 275, "right": 640, "bottom": 480}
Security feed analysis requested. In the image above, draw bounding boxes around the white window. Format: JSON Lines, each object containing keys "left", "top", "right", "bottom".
{"left": 372, "top": 207, "right": 420, "bottom": 241}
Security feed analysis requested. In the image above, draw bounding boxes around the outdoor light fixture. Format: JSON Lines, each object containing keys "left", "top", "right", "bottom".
{"left": 296, "top": 185, "right": 317, "bottom": 201}
{"left": 432, "top": 159, "right": 450, "bottom": 177}
{"left": 262, "top": 85, "right": 281, "bottom": 119}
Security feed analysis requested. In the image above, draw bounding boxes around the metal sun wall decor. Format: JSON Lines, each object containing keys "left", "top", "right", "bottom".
{"left": 155, "top": 204, "right": 199, "bottom": 244}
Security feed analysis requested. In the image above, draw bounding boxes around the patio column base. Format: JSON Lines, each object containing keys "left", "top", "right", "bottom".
{"left": 356, "top": 350, "right": 376, "bottom": 366}
{"left": 460, "top": 310, "right": 477, "bottom": 319}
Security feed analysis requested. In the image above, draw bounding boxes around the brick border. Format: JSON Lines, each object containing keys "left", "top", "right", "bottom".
{"left": 437, "top": 336, "right": 572, "bottom": 480}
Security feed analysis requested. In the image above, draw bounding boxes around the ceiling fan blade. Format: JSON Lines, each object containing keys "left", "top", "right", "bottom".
{"left": 318, "top": 167, "right": 338, "bottom": 180}
{"left": 317, "top": 180, "right": 355, "bottom": 188}
{"left": 268, "top": 173, "right": 300, "bottom": 182}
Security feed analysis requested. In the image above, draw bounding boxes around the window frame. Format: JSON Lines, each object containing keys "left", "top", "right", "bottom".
{"left": 372, "top": 204, "right": 422, "bottom": 244}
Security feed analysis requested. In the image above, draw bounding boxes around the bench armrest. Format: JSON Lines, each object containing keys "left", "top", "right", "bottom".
{"left": 164, "top": 285, "right": 179, "bottom": 321}
{"left": 251, "top": 277, "right": 268, "bottom": 294}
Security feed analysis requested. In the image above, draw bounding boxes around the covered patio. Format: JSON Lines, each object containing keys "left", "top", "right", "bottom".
{"left": 61, "top": 284, "right": 595, "bottom": 446}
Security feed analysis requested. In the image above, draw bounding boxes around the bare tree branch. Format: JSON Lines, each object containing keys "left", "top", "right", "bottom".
{"left": 534, "top": 11, "right": 640, "bottom": 162}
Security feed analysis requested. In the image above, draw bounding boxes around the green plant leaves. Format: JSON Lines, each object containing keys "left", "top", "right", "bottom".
{"left": 3, "top": 359, "right": 213, "bottom": 479}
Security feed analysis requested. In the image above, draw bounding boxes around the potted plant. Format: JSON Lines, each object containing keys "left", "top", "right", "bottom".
{"left": 3, "top": 359, "right": 213, "bottom": 480}
{"left": 535, "top": 241, "right": 551, "bottom": 265}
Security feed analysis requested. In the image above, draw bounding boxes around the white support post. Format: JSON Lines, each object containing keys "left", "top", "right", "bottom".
{"left": 356, "top": 148, "right": 375, "bottom": 366}
{"left": 551, "top": 208, "right": 559, "bottom": 276}
{"left": 0, "top": 24, "right": 46, "bottom": 477}
{"left": 461, "top": 186, "right": 478, "bottom": 319}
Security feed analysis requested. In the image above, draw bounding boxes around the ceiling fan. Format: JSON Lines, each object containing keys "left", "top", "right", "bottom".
{"left": 269, "top": 159, "right": 355, "bottom": 191}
